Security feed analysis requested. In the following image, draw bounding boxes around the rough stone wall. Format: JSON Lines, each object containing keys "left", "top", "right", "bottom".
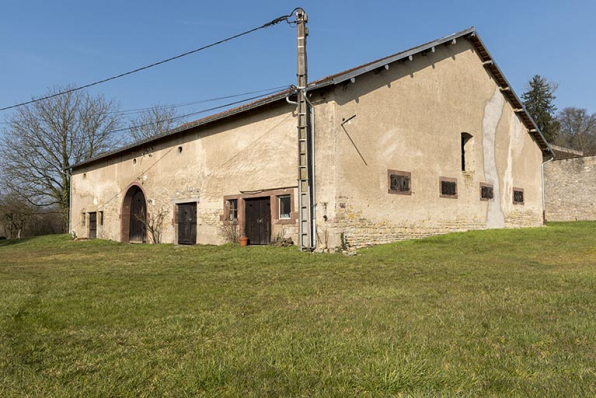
{"left": 544, "top": 156, "right": 596, "bottom": 221}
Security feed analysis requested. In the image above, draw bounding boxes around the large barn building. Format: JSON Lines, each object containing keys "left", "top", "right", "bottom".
{"left": 69, "top": 26, "right": 553, "bottom": 249}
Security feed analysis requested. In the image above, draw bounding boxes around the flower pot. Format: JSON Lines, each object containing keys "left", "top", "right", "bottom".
{"left": 239, "top": 237, "right": 249, "bottom": 246}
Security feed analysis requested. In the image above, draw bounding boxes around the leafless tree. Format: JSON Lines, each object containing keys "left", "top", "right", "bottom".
{"left": 0, "top": 86, "right": 121, "bottom": 232}
{"left": 555, "top": 107, "right": 596, "bottom": 154}
{"left": 128, "top": 104, "right": 182, "bottom": 143}
{"left": 0, "top": 191, "right": 35, "bottom": 238}
{"left": 134, "top": 206, "right": 169, "bottom": 244}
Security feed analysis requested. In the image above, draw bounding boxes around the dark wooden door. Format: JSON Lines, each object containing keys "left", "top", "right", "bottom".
{"left": 89, "top": 212, "right": 97, "bottom": 239}
{"left": 244, "top": 197, "right": 271, "bottom": 245}
{"left": 178, "top": 203, "right": 197, "bottom": 245}
{"left": 130, "top": 190, "right": 146, "bottom": 242}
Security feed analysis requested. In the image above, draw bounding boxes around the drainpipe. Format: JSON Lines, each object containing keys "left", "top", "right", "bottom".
{"left": 541, "top": 153, "right": 555, "bottom": 224}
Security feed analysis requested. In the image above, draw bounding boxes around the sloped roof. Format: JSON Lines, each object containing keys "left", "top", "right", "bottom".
{"left": 72, "top": 27, "right": 553, "bottom": 169}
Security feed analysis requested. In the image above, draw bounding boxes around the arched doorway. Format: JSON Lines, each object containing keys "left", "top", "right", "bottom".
{"left": 121, "top": 185, "right": 147, "bottom": 243}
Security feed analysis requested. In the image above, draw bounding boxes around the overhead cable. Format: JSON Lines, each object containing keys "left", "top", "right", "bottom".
{"left": 109, "top": 87, "right": 291, "bottom": 135}
{"left": 0, "top": 10, "right": 298, "bottom": 112}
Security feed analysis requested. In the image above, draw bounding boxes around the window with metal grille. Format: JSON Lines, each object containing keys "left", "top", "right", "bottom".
{"left": 387, "top": 170, "right": 412, "bottom": 195}
{"left": 480, "top": 183, "right": 494, "bottom": 200}
{"left": 440, "top": 177, "right": 457, "bottom": 198}
{"left": 513, "top": 188, "right": 524, "bottom": 205}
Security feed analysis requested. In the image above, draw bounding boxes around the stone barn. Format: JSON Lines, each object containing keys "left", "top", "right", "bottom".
{"left": 69, "top": 27, "right": 553, "bottom": 249}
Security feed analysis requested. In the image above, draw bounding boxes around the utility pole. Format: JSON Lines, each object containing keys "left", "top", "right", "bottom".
{"left": 295, "top": 8, "right": 313, "bottom": 251}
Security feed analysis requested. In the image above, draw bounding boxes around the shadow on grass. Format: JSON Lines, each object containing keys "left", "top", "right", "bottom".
{"left": 0, "top": 237, "right": 35, "bottom": 247}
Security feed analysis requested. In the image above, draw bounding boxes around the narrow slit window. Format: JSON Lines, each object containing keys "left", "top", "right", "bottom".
{"left": 440, "top": 177, "right": 458, "bottom": 198}
{"left": 279, "top": 195, "right": 291, "bottom": 219}
{"left": 99, "top": 211, "right": 104, "bottom": 225}
{"left": 461, "top": 133, "right": 473, "bottom": 172}
{"left": 387, "top": 170, "right": 412, "bottom": 195}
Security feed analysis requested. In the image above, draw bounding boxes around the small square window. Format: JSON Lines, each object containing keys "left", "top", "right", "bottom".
{"left": 227, "top": 199, "right": 238, "bottom": 221}
{"left": 440, "top": 177, "right": 458, "bottom": 198}
{"left": 513, "top": 188, "right": 524, "bottom": 205}
{"left": 279, "top": 195, "right": 291, "bottom": 219}
{"left": 387, "top": 170, "right": 411, "bottom": 195}
{"left": 480, "top": 183, "right": 494, "bottom": 201}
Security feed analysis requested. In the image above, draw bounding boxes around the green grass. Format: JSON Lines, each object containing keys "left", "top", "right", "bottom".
{"left": 1, "top": 222, "right": 596, "bottom": 397}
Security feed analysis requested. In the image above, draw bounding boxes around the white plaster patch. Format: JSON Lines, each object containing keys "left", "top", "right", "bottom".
{"left": 503, "top": 114, "right": 525, "bottom": 208}
{"left": 379, "top": 129, "right": 401, "bottom": 160}
{"left": 482, "top": 87, "right": 505, "bottom": 228}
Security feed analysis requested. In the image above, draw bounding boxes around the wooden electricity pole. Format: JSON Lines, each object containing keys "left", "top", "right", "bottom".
{"left": 295, "top": 8, "right": 313, "bottom": 251}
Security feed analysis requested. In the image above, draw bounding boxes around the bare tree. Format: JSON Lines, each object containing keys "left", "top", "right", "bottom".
{"left": 0, "top": 86, "right": 122, "bottom": 232}
{"left": 555, "top": 107, "right": 596, "bottom": 154}
{"left": 134, "top": 206, "right": 169, "bottom": 244}
{"left": 0, "top": 191, "right": 34, "bottom": 239}
{"left": 128, "top": 104, "right": 182, "bottom": 142}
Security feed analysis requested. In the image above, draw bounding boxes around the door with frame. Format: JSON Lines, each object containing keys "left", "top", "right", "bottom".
{"left": 244, "top": 197, "right": 271, "bottom": 245}
{"left": 178, "top": 202, "right": 197, "bottom": 245}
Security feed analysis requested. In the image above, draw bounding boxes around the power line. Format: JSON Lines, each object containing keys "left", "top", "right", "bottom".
{"left": 115, "top": 85, "right": 290, "bottom": 116}
{"left": 0, "top": 10, "right": 298, "bottom": 113}
{"left": 109, "top": 87, "right": 291, "bottom": 136}
{"left": 0, "top": 85, "right": 291, "bottom": 125}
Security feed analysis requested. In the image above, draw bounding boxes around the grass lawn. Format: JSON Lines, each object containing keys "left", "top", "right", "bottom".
{"left": 1, "top": 222, "right": 596, "bottom": 397}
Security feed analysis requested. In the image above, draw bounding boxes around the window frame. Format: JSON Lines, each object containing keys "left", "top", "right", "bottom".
{"left": 387, "top": 169, "right": 412, "bottom": 195}
{"left": 278, "top": 195, "right": 292, "bottom": 219}
{"left": 226, "top": 199, "right": 239, "bottom": 222}
{"left": 513, "top": 187, "right": 524, "bottom": 205}
{"left": 480, "top": 183, "right": 494, "bottom": 201}
{"left": 439, "top": 176, "right": 458, "bottom": 199}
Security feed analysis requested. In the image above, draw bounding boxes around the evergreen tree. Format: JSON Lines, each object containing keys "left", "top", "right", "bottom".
{"left": 521, "top": 75, "right": 560, "bottom": 143}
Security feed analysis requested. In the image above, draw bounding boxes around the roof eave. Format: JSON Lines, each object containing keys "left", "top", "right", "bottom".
{"left": 466, "top": 33, "right": 554, "bottom": 158}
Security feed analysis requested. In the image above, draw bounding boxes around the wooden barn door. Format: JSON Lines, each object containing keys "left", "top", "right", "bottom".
{"left": 88, "top": 212, "right": 97, "bottom": 239}
{"left": 244, "top": 197, "right": 271, "bottom": 245}
{"left": 129, "top": 190, "right": 146, "bottom": 243}
{"left": 178, "top": 203, "right": 197, "bottom": 245}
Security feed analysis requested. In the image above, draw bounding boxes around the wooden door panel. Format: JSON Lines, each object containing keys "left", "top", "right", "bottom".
{"left": 178, "top": 203, "right": 197, "bottom": 245}
{"left": 89, "top": 212, "right": 97, "bottom": 240}
{"left": 245, "top": 197, "right": 271, "bottom": 245}
{"left": 130, "top": 190, "right": 146, "bottom": 242}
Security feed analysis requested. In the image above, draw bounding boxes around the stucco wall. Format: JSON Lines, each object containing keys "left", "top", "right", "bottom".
{"left": 544, "top": 156, "right": 596, "bottom": 221}
{"left": 71, "top": 102, "right": 299, "bottom": 244}
{"left": 312, "top": 39, "right": 544, "bottom": 248}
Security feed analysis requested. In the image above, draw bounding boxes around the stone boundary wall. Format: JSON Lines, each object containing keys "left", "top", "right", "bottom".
{"left": 544, "top": 156, "right": 596, "bottom": 221}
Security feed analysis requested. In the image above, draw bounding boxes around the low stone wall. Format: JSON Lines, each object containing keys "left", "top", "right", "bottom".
{"left": 545, "top": 156, "right": 596, "bottom": 221}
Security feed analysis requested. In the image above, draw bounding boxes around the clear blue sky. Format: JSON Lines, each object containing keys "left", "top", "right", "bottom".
{"left": 1, "top": 0, "right": 595, "bottom": 131}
